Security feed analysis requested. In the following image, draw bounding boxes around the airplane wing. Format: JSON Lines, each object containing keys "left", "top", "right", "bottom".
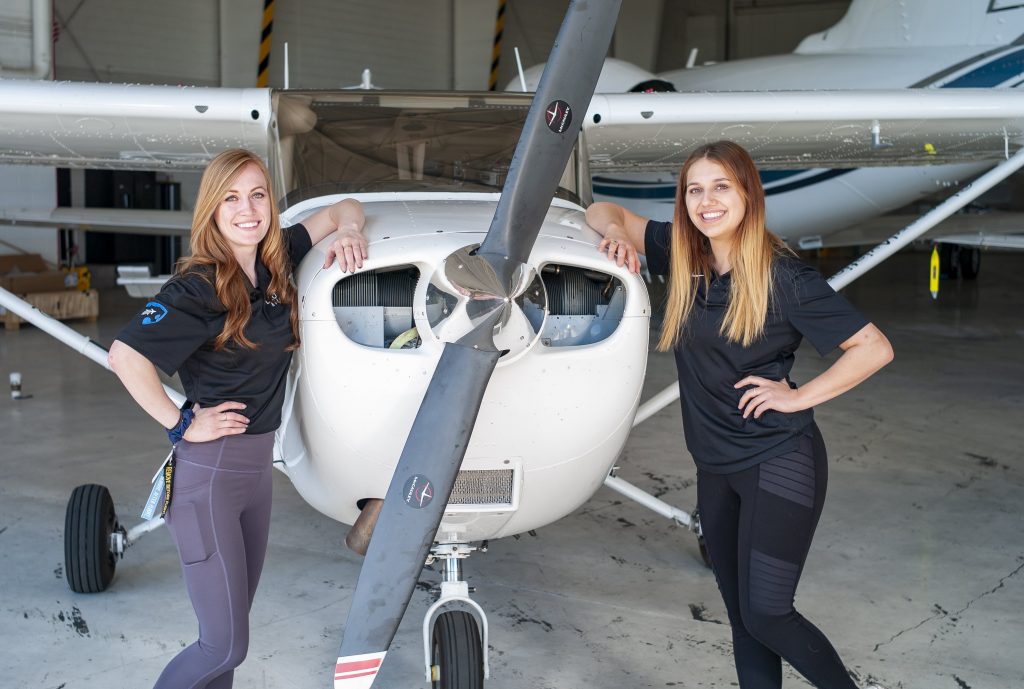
{"left": 583, "top": 89, "right": 1024, "bottom": 170}
{"left": 4, "top": 83, "right": 1023, "bottom": 174}
{"left": 0, "top": 207, "right": 190, "bottom": 235}
{"left": 0, "top": 80, "right": 270, "bottom": 170}
{"left": 933, "top": 233, "right": 1024, "bottom": 249}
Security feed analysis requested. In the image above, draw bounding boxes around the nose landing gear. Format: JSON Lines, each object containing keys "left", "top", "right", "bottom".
{"left": 423, "top": 544, "right": 488, "bottom": 689}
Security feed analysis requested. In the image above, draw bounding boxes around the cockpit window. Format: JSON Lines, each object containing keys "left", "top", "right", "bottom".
{"left": 272, "top": 91, "right": 581, "bottom": 208}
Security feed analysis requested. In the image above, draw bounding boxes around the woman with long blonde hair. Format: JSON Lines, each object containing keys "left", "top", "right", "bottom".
{"left": 108, "top": 148, "right": 366, "bottom": 688}
{"left": 587, "top": 140, "right": 893, "bottom": 689}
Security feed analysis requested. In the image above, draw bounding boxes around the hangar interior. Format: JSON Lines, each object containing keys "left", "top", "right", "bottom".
{"left": 1, "top": 1, "right": 1022, "bottom": 688}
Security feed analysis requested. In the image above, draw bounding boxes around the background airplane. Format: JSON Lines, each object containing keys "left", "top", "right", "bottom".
{"left": 513, "top": 0, "right": 1024, "bottom": 276}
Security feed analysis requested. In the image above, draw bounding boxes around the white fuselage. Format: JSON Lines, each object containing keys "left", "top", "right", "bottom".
{"left": 273, "top": 193, "right": 650, "bottom": 544}
{"left": 594, "top": 0, "right": 1024, "bottom": 242}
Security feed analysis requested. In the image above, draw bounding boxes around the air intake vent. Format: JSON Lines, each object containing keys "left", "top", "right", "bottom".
{"left": 543, "top": 265, "right": 608, "bottom": 315}
{"left": 449, "top": 469, "right": 514, "bottom": 506}
{"left": 332, "top": 267, "right": 417, "bottom": 307}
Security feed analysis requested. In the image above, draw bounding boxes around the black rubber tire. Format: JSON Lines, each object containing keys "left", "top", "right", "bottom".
{"left": 960, "top": 247, "right": 981, "bottom": 280}
{"left": 431, "top": 610, "right": 484, "bottom": 689}
{"left": 939, "top": 243, "right": 960, "bottom": 280}
{"left": 692, "top": 508, "right": 712, "bottom": 569}
{"left": 64, "top": 484, "right": 118, "bottom": 593}
{"left": 697, "top": 533, "right": 712, "bottom": 569}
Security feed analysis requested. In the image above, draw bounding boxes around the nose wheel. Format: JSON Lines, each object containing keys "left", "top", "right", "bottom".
{"left": 422, "top": 544, "right": 490, "bottom": 687}
{"left": 431, "top": 610, "right": 484, "bottom": 689}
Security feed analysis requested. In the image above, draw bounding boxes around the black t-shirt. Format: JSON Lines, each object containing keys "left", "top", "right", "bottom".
{"left": 644, "top": 220, "right": 869, "bottom": 473}
{"left": 117, "top": 224, "right": 313, "bottom": 435}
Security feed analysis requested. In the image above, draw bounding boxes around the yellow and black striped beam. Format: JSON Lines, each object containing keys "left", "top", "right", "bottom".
{"left": 257, "top": 0, "right": 274, "bottom": 87}
{"left": 488, "top": 0, "right": 506, "bottom": 91}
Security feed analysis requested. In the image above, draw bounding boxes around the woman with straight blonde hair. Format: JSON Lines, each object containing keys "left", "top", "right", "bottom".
{"left": 586, "top": 140, "right": 893, "bottom": 688}
{"left": 108, "top": 148, "right": 367, "bottom": 688}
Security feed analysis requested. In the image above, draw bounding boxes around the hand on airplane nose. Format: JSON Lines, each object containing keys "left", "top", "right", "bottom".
{"left": 323, "top": 225, "right": 369, "bottom": 273}
{"left": 598, "top": 235, "right": 641, "bottom": 273}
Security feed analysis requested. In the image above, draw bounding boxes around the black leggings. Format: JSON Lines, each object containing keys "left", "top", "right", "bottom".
{"left": 697, "top": 425, "right": 858, "bottom": 689}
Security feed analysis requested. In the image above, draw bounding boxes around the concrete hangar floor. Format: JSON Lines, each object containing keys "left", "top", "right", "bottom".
{"left": 1, "top": 250, "right": 1021, "bottom": 689}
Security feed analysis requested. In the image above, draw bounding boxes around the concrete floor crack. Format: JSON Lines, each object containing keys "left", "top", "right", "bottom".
{"left": 946, "top": 558, "right": 1024, "bottom": 619}
{"left": 875, "top": 559, "right": 1023, "bottom": 652}
{"left": 872, "top": 606, "right": 945, "bottom": 652}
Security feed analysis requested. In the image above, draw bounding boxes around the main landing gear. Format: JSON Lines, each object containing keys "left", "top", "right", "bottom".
{"left": 63, "top": 483, "right": 165, "bottom": 593}
{"left": 603, "top": 471, "right": 710, "bottom": 568}
{"left": 938, "top": 243, "right": 982, "bottom": 281}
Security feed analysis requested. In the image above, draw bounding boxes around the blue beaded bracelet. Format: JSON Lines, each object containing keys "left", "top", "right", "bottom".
{"left": 167, "top": 408, "right": 195, "bottom": 445}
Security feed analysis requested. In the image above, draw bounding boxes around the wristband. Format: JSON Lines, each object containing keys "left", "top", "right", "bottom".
{"left": 167, "top": 408, "right": 195, "bottom": 445}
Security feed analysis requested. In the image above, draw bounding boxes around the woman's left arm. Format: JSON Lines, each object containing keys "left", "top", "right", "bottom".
{"left": 301, "top": 198, "right": 367, "bottom": 272}
{"left": 736, "top": 323, "right": 894, "bottom": 419}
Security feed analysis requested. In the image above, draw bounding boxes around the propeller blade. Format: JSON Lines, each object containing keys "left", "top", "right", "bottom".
{"left": 479, "top": 0, "right": 622, "bottom": 285}
{"left": 333, "top": 2, "right": 621, "bottom": 686}
{"left": 335, "top": 342, "right": 499, "bottom": 688}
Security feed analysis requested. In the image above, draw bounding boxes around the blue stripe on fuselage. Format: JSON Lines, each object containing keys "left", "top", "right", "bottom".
{"left": 943, "top": 46, "right": 1024, "bottom": 87}
{"left": 593, "top": 169, "right": 852, "bottom": 198}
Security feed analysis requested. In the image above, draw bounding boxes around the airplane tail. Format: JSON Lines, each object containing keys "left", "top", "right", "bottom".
{"left": 797, "top": 0, "right": 1024, "bottom": 53}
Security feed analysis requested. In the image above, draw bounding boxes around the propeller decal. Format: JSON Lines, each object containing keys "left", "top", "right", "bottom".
{"left": 545, "top": 100, "right": 573, "bottom": 133}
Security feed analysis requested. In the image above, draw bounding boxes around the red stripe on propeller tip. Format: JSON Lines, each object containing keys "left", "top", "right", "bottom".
{"left": 334, "top": 669, "right": 379, "bottom": 681}
{"left": 335, "top": 657, "right": 382, "bottom": 676}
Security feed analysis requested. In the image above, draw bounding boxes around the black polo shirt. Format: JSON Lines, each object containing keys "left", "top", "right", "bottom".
{"left": 644, "top": 220, "right": 869, "bottom": 474}
{"left": 117, "top": 224, "right": 313, "bottom": 435}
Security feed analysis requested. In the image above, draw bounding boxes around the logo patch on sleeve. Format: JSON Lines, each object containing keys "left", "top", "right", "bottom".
{"left": 140, "top": 301, "right": 168, "bottom": 325}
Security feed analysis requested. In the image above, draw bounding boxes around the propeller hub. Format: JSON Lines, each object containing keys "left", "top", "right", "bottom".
{"left": 425, "top": 245, "right": 547, "bottom": 358}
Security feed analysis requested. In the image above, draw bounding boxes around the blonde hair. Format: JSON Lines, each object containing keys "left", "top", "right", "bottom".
{"left": 657, "top": 141, "right": 790, "bottom": 351}
{"left": 177, "top": 148, "right": 299, "bottom": 351}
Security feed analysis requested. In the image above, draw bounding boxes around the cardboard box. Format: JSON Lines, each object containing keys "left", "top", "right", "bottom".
{"left": 0, "top": 254, "right": 70, "bottom": 294}
{"left": 2, "top": 289, "right": 99, "bottom": 330}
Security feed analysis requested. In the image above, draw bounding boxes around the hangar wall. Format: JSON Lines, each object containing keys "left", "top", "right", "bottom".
{"left": 42, "top": 0, "right": 857, "bottom": 90}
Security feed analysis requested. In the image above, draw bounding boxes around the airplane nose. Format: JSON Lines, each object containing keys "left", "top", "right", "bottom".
{"left": 425, "top": 244, "right": 546, "bottom": 361}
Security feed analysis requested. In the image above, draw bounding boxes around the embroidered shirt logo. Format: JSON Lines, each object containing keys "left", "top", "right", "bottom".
{"left": 140, "top": 301, "right": 168, "bottom": 325}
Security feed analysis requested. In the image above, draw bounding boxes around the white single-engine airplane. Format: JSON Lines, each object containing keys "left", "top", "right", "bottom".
{"left": 516, "top": 0, "right": 1024, "bottom": 275}
{"left": 3, "top": 1, "right": 1024, "bottom": 688}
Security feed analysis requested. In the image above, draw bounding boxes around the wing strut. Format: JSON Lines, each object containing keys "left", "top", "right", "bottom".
{"left": 827, "top": 144, "right": 1024, "bottom": 289}
{"left": 0, "top": 286, "right": 186, "bottom": 407}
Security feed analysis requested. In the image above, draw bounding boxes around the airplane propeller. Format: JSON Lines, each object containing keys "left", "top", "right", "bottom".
{"left": 332, "top": 2, "right": 623, "bottom": 686}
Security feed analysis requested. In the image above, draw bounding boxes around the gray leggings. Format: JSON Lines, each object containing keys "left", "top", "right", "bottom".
{"left": 155, "top": 432, "right": 275, "bottom": 689}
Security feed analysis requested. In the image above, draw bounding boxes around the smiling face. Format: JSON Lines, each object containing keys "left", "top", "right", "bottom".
{"left": 213, "top": 162, "right": 272, "bottom": 260}
{"left": 683, "top": 157, "right": 747, "bottom": 246}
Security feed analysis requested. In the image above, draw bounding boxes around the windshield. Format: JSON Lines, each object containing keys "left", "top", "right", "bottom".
{"left": 272, "top": 90, "right": 581, "bottom": 209}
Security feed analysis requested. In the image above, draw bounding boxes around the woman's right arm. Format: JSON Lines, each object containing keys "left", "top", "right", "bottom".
{"left": 584, "top": 201, "right": 650, "bottom": 273}
{"left": 108, "top": 340, "right": 181, "bottom": 429}
{"left": 108, "top": 340, "right": 248, "bottom": 440}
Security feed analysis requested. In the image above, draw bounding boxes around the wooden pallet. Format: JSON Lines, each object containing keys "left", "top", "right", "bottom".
{"left": 2, "top": 289, "right": 99, "bottom": 331}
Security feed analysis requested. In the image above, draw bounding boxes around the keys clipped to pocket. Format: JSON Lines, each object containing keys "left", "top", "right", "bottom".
{"left": 141, "top": 449, "right": 175, "bottom": 520}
